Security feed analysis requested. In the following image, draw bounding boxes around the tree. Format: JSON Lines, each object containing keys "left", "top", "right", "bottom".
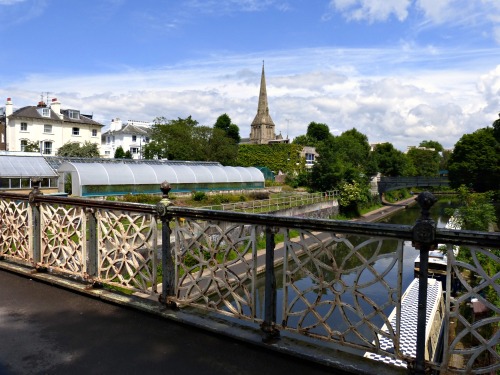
{"left": 114, "top": 146, "right": 125, "bottom": 159}
{"left": 23, "top": 140, "right": 40, "bottom": 152}
{"left": 214, "top": 113, "right": 241, "bottom": 143}
{"left": 57, "top": 141, "right": 100, "bottom": 158}
{"left": 419, "top": 140, "right": 443, "bottom": 152}
{"left": 492, "top": 113, "right": 500, "bottom": 142}
{"left": 144, "top": 116, "right": 238, "bottom": 164}
{"left": 307, "top": 122, "right": 330, "bottom": 143}
{"left": 406, "top": 148, "right": 440, "bottom": 176}
{"left": 372, "top": 143, "right": 409, "bottom": 176}
{"left": 448, "top": 127, "right": 500, "bottom": 192}
{"left": 124, "top": 150, "right": 133, "bottom": 159}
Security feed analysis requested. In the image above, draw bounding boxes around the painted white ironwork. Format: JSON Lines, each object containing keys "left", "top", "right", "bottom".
{"left": 96, "top": 209, "right": 158, "bottom": 294}
{"left": 40, "top": 203, "right": 86, "bottom": 275}
{"left": 0, "top": 198, "right": 31, "bottom": 262}
{"left": 281, "top": 229, "right": 405, "bottom": 359}
{"left": 173, "top": 217, "right": 258, "bottom": 321}
{"left": 441, "top": 244, "right": 500, "bottom": 374}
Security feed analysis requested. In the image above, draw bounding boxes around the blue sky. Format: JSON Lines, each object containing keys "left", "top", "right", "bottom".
{"left": 1, "top": 0, "right": 499, "bottom": 150}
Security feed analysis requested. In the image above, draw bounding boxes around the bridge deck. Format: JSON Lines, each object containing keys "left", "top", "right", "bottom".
{"left": 0, "top": 269, "right": 346, "bottom": 375}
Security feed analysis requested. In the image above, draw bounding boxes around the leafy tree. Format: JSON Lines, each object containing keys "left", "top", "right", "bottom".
{"left": 307, "top": 122, "right": 330, "bottom": 143}
{"left": 214, "top": 113, "right": 241, "bottom": 143}
{"left": 144, "top": 116, "right": 238, "bottom": 164}
{"left": 406, "top": 148, "right": 440, "bottom": 176}
{"left": 372, "top": 143, "right": 409, "bottom": 176}
{"left": 57, "top": 141, "right": 100, "bottom": 158}
{"left": 23, "top": 140, "right": 40, "bottom": 152}
{"left": 310, "top": 128, "right": 375, "bottom": 191}
{"left": 338, "top": 180, "right": 369, "bottom": 217}
{"left": 492, "top": 114, "right": 500, "bottom": 142}
{"left": 114, "top": 146, "right": 125, "bottom": 158}
{"left": 292, "top": 122, "right": 331, "bottom": 147}
{"left": 124, "top": 150, "right": 133, "bottom": 159}
{"left": 419, "top": 140, "right": 443, "bottom": 152}
{"left": 448, "top": 127, "right": 500, "bottom": 192}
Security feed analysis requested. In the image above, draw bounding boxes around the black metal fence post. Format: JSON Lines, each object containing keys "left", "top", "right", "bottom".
{"left": 86, "top": 208, "right": 98, "bottom": 285}
{"left": 29, "top": 178, "right": 43, "bottom": 268}
{"left": 411, "top": 191, "right": 437, "bottom": 374}
{"left": 261, "top": 226, "right": 280, "bottom": 343}
{"left": 156, "top": 181, "right": 176, "bottom": 308}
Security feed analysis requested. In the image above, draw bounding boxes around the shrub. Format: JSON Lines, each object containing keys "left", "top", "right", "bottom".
{"left": 192, "top": 191, "right": 207, "bottom": 201}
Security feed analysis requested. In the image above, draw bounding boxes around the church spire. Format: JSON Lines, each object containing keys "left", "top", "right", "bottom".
{"left": 250, "top": 61, "right": 276, "bottom": 144}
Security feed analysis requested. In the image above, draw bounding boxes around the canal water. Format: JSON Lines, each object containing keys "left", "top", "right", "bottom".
{"left": 252, "top": 198, "right": 457, "bottom": 340}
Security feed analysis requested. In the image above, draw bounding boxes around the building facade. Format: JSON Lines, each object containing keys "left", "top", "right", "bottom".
{"left": 4, "top": 98, "right": 104, "bottom": 155}
{"left": 100, "top": 118, "right": 151, "bottom": 159}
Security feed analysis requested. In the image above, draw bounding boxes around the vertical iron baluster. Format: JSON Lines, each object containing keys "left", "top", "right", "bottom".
{"left": 412, "top": 191, "right": 437, "bottom": 374}
{"left": 261, "top": 226, "right": 279, "bottom": 342}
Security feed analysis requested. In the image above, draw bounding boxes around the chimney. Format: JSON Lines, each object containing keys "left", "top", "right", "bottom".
{"left": 110, "top": 117, "right": 122, "bottom": 132}
{"left": 50, "top": 97, "right": 62, "bottom": 118}
{"left": 5, "top": 98, "right": 13, "bottom": 117}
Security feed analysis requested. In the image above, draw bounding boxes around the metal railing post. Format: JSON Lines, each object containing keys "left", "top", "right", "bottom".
{"left": 29, "top": 178, "right": 43, "bottom": 269}
{"left": 156, "top": 181, "right": 176, "bottom": 308}
{"left": 86, "top": 208, "right": 99, "bottom": 285}
{"left": 411, "top": 191, "right": 437, "bottom": 374}
{"left": 261, "top": 226, "right": 279, "bottom": 343}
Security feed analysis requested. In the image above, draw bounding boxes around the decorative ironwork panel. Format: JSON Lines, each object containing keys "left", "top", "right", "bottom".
{"left": 0, "top": 198, "right": 31, "bottom": 262}
{"left": 174, "top": 217, "right": 257, "bottom": 321}
{"left": 281, "top": 229, "right": 404, "bottom": 359}
{"left": 40, "top": 203, "right": 86, "bottom": 276}
{"left": 441, "top": 245, "right": 500, "bottom": 374}
{"left": 97, "top": 209, "right": 158, "bottom": 295}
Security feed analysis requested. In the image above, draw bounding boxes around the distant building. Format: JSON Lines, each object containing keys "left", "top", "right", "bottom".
{"left": 101, "top": 118, "right": 151, "bottom": 159}
{"left": 2, "top": 97, "right": 104, "bottom": 155}
{"left": 241, "top": 63, "right": 289, "bottom": 145}
{"left": 300, "top": 146, "right": 318, "bottom": 169}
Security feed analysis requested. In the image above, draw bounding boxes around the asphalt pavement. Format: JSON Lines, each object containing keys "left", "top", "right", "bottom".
{"left": 0, "top": 269, "right": 347, "bottom": 375}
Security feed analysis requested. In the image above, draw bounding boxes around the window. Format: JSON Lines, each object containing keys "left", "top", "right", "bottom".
{"left": 20, "top": 140, "right": 27, "bottom": 152}
{"left": 43, "top": 141, "right": 52, "bottom": 155}
{"left": 132, "top": 135, "right": 137, "bottom": 142}
{"left": 107, "top": 136, "right": 110, "bottom": 144}
{"left": 44, "top": 124, "right": 52, "bottom": 133}
{"left": 92, "top": 129, "right": 97, "bottom": 137}
{"left": 72, "top": 127, "right": 80, "bottom": 136}
{"left": 145, "top": 137, "right": 150, "bottom": 143}
{"left": 68, "top": 110, "right": 80, "bottom": 119}
{"left": 41, "top": 108, "right": 50, "bottom": 117}
{"left": 20, "top": 122, "right": 28, "bottom": 131}
{"left": 305, "top": 153, "right": 315, "bottom": 165}
{"left": 130, "top": 147, "right": 139, "bottom": 154}
{"left": 105, "top": 151, "right": 111, "bottom": 155}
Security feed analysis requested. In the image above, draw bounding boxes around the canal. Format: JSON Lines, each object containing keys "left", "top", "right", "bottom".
{"left": 250, "top": 198, "right": 457, "bottom": 343}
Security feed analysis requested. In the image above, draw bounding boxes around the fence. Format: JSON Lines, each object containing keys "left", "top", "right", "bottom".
{"left": 199, "top": 190, "right": 338, "bottom": 213}
{"left": 0, "top": 181, "right": 498, "bottom": 375}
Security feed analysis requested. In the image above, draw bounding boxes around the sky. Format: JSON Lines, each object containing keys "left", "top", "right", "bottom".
{"left": 1, "top": 0, "right": 499, "bottom": 151}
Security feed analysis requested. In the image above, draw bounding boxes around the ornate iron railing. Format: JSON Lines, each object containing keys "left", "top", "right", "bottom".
{"left": 0, "top": 182, "right": 498, "bottom": 375}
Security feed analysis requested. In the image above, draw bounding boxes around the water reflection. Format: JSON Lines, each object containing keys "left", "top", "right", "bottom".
{"left": 253, "top": 200, "right": 456, "bottom": 345}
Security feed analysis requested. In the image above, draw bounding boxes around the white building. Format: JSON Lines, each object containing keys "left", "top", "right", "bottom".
{"left": 101, "top": 118, "right": 151, "bottom": 159}
{"left": 4, "top": 97, "right": 104, "bottom": 155}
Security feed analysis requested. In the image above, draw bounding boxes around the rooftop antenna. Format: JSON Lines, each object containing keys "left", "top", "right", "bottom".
{"left": 41, "top": 91, "right": 52, "bottom": 104}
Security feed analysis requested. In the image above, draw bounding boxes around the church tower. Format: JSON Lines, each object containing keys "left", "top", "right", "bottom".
{"left": 250, "top": 63, "right": 276, "bottom": 144}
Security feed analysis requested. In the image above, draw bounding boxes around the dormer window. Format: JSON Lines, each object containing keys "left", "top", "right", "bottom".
{"left": 68, "top": 110, "right": 80, "bottom": 120}
{"left": 38, "top": 107, "right": 51, "bottom": 117}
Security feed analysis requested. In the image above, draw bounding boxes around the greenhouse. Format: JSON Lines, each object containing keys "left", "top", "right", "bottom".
{"left": 0, "top": 152, "right": 58, "bottom": 191}
{"left": 57, "top": 160, "right": 265, "bottom": 197}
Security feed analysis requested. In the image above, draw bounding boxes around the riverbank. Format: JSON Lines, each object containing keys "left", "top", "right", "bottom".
{"left": 352, "top": 196, "right": 418, "bottom": 223}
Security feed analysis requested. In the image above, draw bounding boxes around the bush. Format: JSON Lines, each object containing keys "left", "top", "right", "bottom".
{"left": 192, "top": 191, "right": 207, "bottom": 201}
{"left": 249, "top": 191, "right": 270, "bottom": 200}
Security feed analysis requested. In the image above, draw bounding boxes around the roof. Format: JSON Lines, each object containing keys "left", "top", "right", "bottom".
{"left": 102, "top": 123, "right": 150, "bottom": 136}
{"left": 9, "top": 106, "right": 104, "bottom": 127}
{"left": 0, "top": 153, "right": 58, "bottom": 178}
{"left": 57, "top": 160, "right": 265, "bottom": 187}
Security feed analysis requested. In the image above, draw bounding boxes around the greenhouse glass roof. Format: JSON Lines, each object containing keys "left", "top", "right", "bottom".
{"left": 0, "top": 152, "right": 58, "bottom": 178}
{"left": 57, "top": 160, "right": 265, "bottom": 196}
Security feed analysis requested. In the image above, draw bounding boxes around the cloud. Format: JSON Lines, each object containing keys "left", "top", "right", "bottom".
{"left": 2, "top": 48, "right": 499, "bottom": 151}
{"left": 328, "top": 0, "right": 411, "bottom": 22}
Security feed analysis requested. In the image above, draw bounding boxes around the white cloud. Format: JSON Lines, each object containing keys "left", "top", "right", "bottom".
{"left": 2, "top": 48, "right": 498, "bottom": 151}
{"left": 328, "top": 0, "right": 411, "bottom": 22}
